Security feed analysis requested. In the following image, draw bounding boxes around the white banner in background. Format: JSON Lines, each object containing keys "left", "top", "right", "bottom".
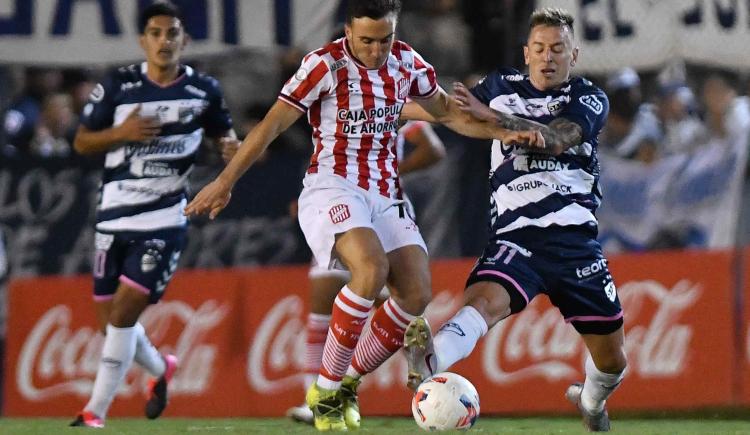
{"left": 0, "top": 0, "right": 342, "bottom": 65}
{"left": 597, "top": 136, "right": 749, "bottom": 252}
{"left": 537, "top": 0, "right": 750, "bottom": 72}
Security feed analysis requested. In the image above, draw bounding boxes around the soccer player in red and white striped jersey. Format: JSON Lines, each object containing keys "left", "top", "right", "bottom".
{"left": 185, "top": 0, "right": 541, "bottom": 430}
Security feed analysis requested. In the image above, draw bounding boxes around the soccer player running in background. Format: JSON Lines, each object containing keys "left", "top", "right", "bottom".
{"left": 184, "top": 0, "right": 540, "bottom": 430}
{"left": 403, "top": 8, "right": 626, "bottom": 432}
{"left": 286, "top": 120, "right": 446, "bottom": 425}
{"left": 69, "top": 2, "right": 239, "bottom": 428}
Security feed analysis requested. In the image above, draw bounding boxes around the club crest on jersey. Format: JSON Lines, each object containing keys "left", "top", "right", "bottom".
{"left": 605, "top": 281, "right": 617, "bottom": 302}
{"left": 329, "top": 204, "right": 351, "bottom": 224}
{"left": 579, "top": 94, "right": 604, "bottom": 114}
{"left": 294, "top": 67, "right": 308, "bottom": 81}
{"left": 397, "top": 77, "right": 409, "bottom": 100}
{"left": 89, "top": 83, "right": 105, "bottom": 102}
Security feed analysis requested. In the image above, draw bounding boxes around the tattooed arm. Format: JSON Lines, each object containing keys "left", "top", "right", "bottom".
{"left": 494, "top": 115, "right": 583, "bottom": 156}
{"left": 453, "top": 82, "right": 582, "bottom": 156}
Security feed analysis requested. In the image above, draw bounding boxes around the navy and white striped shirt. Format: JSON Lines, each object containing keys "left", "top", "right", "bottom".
{"left": 471, "top": 67, "right": 609, "bottom": 236}
{"left": 81, "top": 63, "right": 232, "bottom": 232}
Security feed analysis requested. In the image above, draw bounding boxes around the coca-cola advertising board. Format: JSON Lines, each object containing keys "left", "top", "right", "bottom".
{"left": 3, "top": 251, "right": 738, "bottom": 416}
{"left": 743, "top": 247, "right": 750, "bottom": 405}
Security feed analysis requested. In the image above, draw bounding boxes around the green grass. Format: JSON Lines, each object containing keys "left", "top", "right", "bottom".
{"left": 2, "top": 417, "right": 750, "bottom": 434}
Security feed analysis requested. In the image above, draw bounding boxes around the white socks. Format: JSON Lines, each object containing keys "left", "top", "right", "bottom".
{"left": 432, "top": 306, "right": 488, "bottom": 373}
{"left": 133, "top": 322, "right": 166, "bottom": 377}
{"left": 84, "top": 324, "right": 137, "bottom": 419}
{"left": 581, "top": 355, "right": 625, "bottom": 412}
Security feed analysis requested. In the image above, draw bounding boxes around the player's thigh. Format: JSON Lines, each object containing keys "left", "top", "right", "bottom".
{"left": 581, "top": 326, "right": 627, "bottom": 373}
{"left": 109, "top": 282, "right": 151, "bottom": 327}
{"left": 384, "top": 244, "right": 431, "bottom": 314}
{"left": 371, "top": 198, "right": 427, "bottom": 257}
{"left": 92, "top": 231, "right": 124, "bottom": 303}
{"left": 298, "top": 182, "right": 375, "bottom": 272}
{"left": 465, "top": 240, "right": 545, "bottom": 326}
{"left": 120, "top": 228, "right": 186, "bottom": 304}
{"left": 334, "top": 227, "right": 388, "bottom": 286}
{"left": 546, "top": 237, "right": 623, "bottom": 336}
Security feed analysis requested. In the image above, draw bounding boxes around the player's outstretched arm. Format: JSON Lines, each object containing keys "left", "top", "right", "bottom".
{"left": 73, "top": 104, "right": 161, "bottom": 155}
{"left": 453, "top": 82, "right": 582, "bottom": 156}
{"left": 413, "top": 87, "right": 544, "bottom": 149}
{"left": 184, "top": 100, "right": 303, "bottom": 219}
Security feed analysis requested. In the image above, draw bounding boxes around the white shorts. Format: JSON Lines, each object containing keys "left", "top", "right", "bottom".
{"left": 298, "top": 174, "right": 427, "bottom": 272}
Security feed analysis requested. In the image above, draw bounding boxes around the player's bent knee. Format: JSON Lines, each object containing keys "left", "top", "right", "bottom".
{"left": 348, "top": 258, "right": 389, "bottom": 297}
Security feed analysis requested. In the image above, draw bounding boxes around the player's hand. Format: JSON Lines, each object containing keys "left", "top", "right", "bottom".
{"left": 505, "top": 130, "right": 546, "bottom": 149}
{"left": 452, "top": 82, "right": 496, "bottom": 122}
{"left": 219, "top": 137, "right": 241, "bottom": 163}
{"left": 117, "top": 104, "right": 161, "bottom": 142}
{"left": 184, "top": 178, "right": 233, "bottom": 220}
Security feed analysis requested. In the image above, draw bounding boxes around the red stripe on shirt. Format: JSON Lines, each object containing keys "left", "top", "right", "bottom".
{"left": 356, "top": 69, "right": 375, "bottom": 191}
{"left": 290, "top": 60, "right": 330, "bottom": 103}
{"left": 333, "top": 54, "right": 350, "bottom": 178}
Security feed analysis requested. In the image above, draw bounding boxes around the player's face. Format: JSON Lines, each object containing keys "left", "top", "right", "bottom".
{"left": 345, "top": 13, "right": 397, "bottom": 69}
{"left": 140, "top": 15, "right": 186, "bottom": 69}
{"left": 524, "top": 24, "right": 578, "bottom": 91}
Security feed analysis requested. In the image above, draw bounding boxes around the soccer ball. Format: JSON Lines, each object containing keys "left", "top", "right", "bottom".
{"left": 411, "top": 372, "right": 480, "bottom": 431}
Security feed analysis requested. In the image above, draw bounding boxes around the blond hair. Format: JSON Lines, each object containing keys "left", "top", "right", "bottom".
{"left": 529, "top": 7, "right": 574, "bottom": 34}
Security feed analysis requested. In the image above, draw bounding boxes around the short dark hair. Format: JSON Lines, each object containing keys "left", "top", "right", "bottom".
{"left": 529, "top": 7, "right": 574, "bottom": 35}
{"left": 139, "top": 1, "right": 183, "bottom": 34}
{"left": 346, "top": 0, "right": 401, "bottom": 23}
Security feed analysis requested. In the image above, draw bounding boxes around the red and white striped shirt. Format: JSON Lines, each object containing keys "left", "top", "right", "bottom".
{"left": 279, "top": 38, "right": 438, "bottom": 199}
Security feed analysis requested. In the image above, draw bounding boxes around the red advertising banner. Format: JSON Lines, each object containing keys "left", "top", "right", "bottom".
{"left": 742, "top": 247, "right": 750, "bottom": 405}
{"left": 3, "top": 250, "right": 738, "bottom": 417}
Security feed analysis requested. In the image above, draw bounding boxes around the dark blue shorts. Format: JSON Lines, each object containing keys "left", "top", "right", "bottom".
{"left": 466, "top": 226, "right": 623, "bottom": 335}
{"left": 92, "top": 228, "right": 186, "bottom": 304}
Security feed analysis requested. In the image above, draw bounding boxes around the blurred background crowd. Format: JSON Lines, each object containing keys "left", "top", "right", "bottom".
{"left": 0, "top": 0, "right": 748, "bottom": 283}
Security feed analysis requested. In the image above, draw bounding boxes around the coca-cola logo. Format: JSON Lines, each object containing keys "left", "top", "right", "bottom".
{"left": 17, "top": 300, "right": 228, "bottom": 401}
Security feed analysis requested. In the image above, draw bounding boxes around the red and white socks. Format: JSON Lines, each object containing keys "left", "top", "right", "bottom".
{"left": 304, "top": 313, "right": 331, "bottom": 389}
{"left": 316, "top": 286, "right": 373, "bottom": 390}
{"left": 348, "top": 298, "right": 415, "bottom": 377}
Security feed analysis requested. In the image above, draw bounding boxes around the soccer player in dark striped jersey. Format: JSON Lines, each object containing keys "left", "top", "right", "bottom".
{"left": 69, "top": 2, "right": 238, "bottom": 428}
{"left": 404, "top": 8, "right": 626, "bottom": 432}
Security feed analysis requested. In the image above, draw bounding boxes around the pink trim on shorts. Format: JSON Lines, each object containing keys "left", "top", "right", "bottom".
{"left": 476, "top": 270, "right": 530, "bottom": 305}
{"left": 565, "top": 311, "right": 624, "bottom": 323}
{"left": 93, "top": 294, "right": 114, "bottom": 302}
{"left": 119, "top": 275, "right": 152, "bottom": 295}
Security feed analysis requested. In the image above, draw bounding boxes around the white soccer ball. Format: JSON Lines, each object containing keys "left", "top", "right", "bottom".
{"left": 411, "top": 372, "right": 480, "bottom": 431}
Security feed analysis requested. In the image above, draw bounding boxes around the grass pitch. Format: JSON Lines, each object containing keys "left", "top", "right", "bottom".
{"left": 2, "top": 416, "right": 750, "bottom": 434}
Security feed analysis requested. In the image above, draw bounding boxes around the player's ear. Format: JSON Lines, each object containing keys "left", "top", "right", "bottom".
{"left": 344, "top": 23, "right": 352, "bottom": 41}
{"left": 523, "top": 45, "right": 530, "bottom": 66}
{"left": 181, "top": 32, "right": 191, "bottom": 50}
{"left": 570, "top": 46, "right": 579, "bottom": 67}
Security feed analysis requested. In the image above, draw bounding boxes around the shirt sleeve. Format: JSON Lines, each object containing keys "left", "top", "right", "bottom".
{"left": 80, "top": 75, "right": 118, "bottom": 131}
{"left": 202, "top": 78, "right": 234, "bottom": 138}
{"left": 278, "top": 53, "right": 334, "bottom": 113}
{"left": 469, "top": 73, "right": 499, "bottom": 106}
{"left": 407, "top": 49, "right": 438, "bottom": 99}
{"left": 559, "top": 84, "right": 610, "bottom": 142}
